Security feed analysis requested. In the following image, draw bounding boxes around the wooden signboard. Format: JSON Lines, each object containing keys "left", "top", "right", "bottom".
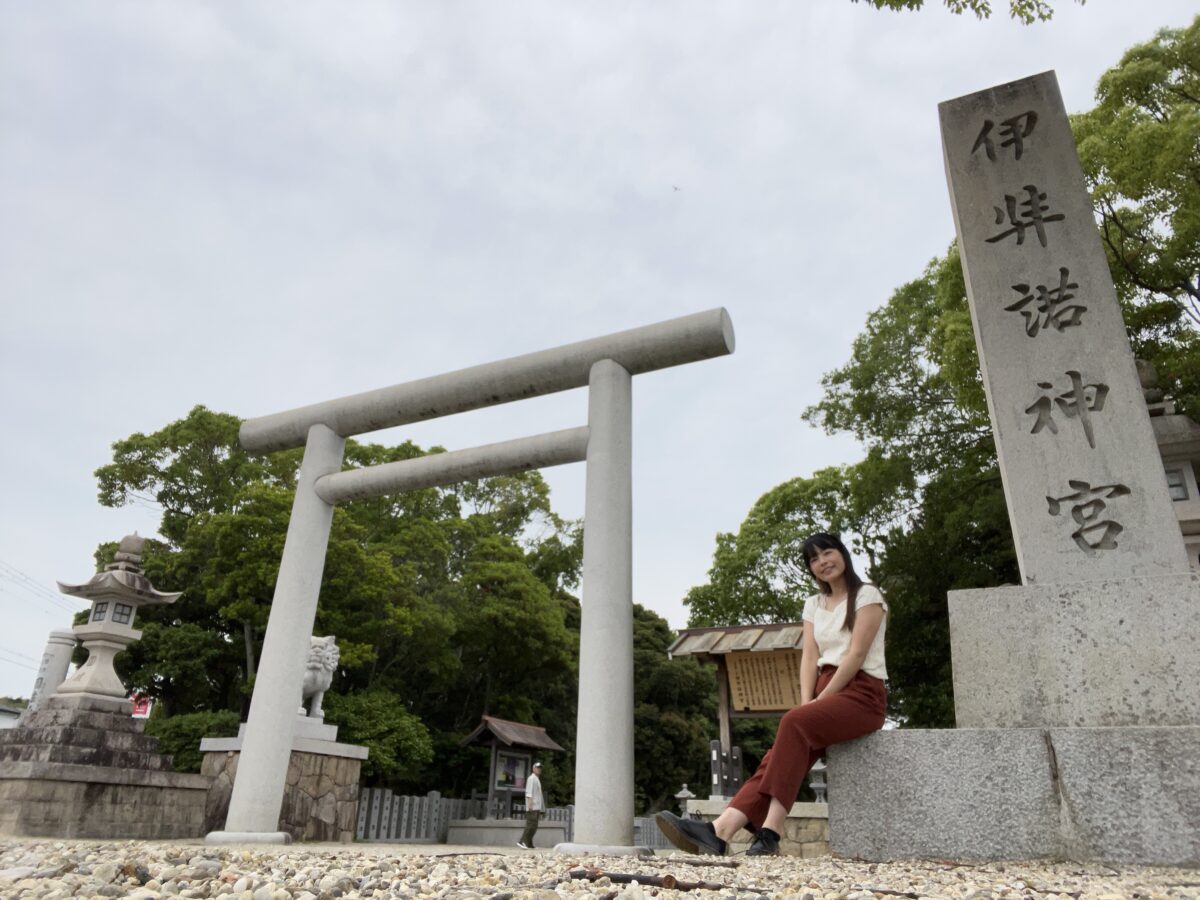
{"left": 725, "top": 649, "right": 803, "bottom": 712}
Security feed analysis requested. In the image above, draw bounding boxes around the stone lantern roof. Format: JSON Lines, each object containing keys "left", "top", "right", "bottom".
{"left": 56, "top": 534, "right": 181, "bottom": 607}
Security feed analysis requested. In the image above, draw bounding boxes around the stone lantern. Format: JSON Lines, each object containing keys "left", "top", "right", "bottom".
{"left": 809, "top": 758, "right": 828, "bottom": 804}
{"left": 53, "top": 534, "right": 180, "bottom": 712}
{"left": 674, "top": 783, "right": 696, "bottom": 815}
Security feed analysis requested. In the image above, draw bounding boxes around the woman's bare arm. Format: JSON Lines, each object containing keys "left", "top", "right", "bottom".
{"left": 800, "top": 620, "right": 819, "bottom": 704}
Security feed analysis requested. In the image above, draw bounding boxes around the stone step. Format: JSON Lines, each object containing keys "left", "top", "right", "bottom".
{"left": 18, "top": 707, "right": 146, "bottom": 734}
{"left": 0, "top": 725, "right": 162, "bottom": 754}
{"left": 0, "top": 742, "right": 175, "bottom": 771}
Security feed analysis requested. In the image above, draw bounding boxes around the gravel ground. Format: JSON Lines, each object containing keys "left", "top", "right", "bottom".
{"left": 0, "top": 839, "right": 1197, "bottom": 900}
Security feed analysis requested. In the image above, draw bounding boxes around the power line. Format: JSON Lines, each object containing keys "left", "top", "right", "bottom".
{"left": 0, "top": 581, "right": 79, "bottom": 617}
{"left": 0, "top": 559, "right": 72, "bottom": 599}
{"left": 0, "top": 644, "right": 38, "bottom": 663}
{"left": 0, "top": 559, "right": 82, "bottom": 615}
{"left": 0, "top": 650, "right": 37, "bottom": 673}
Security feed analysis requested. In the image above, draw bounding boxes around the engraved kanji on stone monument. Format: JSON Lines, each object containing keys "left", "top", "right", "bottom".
{"left": 1006, "top": 267, "right": 1087, "bottom": 336}
{"left": 1046, "top": 479, "right": 1132, "bottom": 554}
{"left": 939, "top": 70, "right": 1188, "bottom": 583}
{"left": 972, "top": 111, "right": 1038, "bottom": 161}
{"left": 1025, "top": 371, "right": 1109, "bottom": 448}
{"left": 986, "top": 185, "right": 1066, "bottom": 247}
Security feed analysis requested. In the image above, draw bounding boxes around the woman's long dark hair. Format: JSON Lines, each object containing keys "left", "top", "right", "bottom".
{"left": 802, "top": 532, "right": 864, "bottom": 632}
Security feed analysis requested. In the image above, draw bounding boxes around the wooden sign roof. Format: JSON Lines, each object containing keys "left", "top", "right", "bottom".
{"left": 667, "top": 622, "right": 805, "bottom": 662}
{"left": 460, "top": 715, "right": 565, "bottom": 752}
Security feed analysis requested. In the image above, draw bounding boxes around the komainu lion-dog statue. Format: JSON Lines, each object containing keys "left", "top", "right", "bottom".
{"left": 301, "top": 635, "right": 339, "bottom": 719}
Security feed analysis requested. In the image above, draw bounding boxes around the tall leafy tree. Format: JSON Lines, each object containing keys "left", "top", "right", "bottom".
{"left": 632, "top": 604, "right": 717, "bottom": 812}
{"left": 94, "top": 406, "right": 584, "bottom": 788}
{"left": 1073, "top": 17, "right": 1200, "bottom": 414}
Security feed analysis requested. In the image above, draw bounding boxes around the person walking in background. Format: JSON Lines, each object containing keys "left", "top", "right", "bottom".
{"left": 517, "top": 761, "right": 544, "bottom": 849}
{"left": 656, "top": 532, "right": 888, "bottom": 856}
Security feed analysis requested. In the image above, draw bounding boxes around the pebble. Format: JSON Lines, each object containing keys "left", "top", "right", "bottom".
{"left": 0, "top": 838, "right": 1197, "bottom": 899}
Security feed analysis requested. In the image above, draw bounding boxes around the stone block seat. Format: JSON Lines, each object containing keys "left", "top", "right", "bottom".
{"left": 826, "top": 726, "right": 1200, "bottom": 867}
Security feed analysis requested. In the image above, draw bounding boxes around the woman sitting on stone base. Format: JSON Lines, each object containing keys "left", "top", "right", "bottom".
{"left": 656, "top": 532, "right": 888, "bottom": 857}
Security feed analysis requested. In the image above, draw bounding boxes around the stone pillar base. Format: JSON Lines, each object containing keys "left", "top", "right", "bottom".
{"left": 949, "top": 574, "right": 1200, "bottom": 728}
{"left": 201, "top": 737, "right": 366, "bottom": 843}
{"left": 553, "top": 843, "right": 650, "bottom": 856}
{"left": 205, "top": 830, "right": 292, "bottom": 845}
{"left": 685, "top": 798, "right": 829, "bottom": 858}
{"left": 827, "top": 727, "right": 1200, "bottom": 866}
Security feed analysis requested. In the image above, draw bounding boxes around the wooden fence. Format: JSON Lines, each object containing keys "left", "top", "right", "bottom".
{"left": 356, "top": 788, "right": 575, "bottom": 843}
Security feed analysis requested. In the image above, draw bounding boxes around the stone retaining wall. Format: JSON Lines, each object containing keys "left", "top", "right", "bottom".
{"left": 0, "top": 704, "right": 210, "bottom": 840}
{"left": 0, "top": 762, "right": 209, "bottom": 839}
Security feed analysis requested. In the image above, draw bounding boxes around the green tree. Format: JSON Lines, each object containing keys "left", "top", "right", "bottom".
{"left": 95, "top": 406, "right": 301, "bottom": 545}
{"left": 1073, "top": 17, "right": 1200, "bottom": 415}
{"left": 144, "top": 710, "right": 240, "bottom": 773}
{"left": 321, "top": 690, "right": 434, "bottom": 783}
{"left": 94, "top": 407, "right": 586, "bottom": 796}
{"left": 632, "top": 605, "right": 717, "bottom": 812}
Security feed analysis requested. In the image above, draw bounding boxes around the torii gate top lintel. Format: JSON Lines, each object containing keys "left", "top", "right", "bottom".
{"left": 240, "top": 307, "right": 734, "bottom": 454}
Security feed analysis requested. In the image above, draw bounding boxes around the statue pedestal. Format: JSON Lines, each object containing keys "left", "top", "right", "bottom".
{"left": 200, "top": 719, "right": 367, "bottom": 843}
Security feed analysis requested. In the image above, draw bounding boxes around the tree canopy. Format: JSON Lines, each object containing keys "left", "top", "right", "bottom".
{"left": 1073, "top": 18, "right": 1200, "bottom": 411}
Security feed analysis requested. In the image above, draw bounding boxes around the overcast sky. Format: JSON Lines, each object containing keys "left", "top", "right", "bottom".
{"left": 1, "top": 1, "right": 1193, "bottom": 698}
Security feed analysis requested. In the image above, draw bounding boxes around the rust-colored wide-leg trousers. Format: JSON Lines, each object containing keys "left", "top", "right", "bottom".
{"left": 728, "top": 667, "right": 886, "bottom": 827}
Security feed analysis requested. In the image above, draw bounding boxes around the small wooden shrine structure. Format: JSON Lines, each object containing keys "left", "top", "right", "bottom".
{"left": 461, "top": 715, "right": 564, "bottom": 816}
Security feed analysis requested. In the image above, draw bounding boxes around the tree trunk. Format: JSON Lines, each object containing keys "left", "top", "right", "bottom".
{"left": 243, "top": 620, "right": 256, "bottom": 679}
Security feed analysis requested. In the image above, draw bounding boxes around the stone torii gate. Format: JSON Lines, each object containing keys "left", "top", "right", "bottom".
{"left": 206, "top": 308, "right": 735, "bottom": 849}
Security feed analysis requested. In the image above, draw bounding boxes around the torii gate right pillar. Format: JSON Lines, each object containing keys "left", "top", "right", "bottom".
{"left": 572, "top": 359, "right": 634, "bottom": 847}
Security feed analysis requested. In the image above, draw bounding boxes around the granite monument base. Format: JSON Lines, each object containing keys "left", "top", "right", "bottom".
{"left": 0, "top": 703, "right": 210, "bottom": 839}
{"left": 949, "top": 574, "right": 1200, "bottom": 728}
{"left": 827, "top": 727, "right": 1200, "bottom": 866}
{"left": 201, "top": 727, "right": 366, "bottom": 843}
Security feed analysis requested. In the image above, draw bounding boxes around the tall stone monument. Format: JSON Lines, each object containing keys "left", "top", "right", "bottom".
{"left": 23, "top": 629, "right": 77, "bottom": 716}
{"left": 826, "top": 72, "right": 1200, "bottom": 866}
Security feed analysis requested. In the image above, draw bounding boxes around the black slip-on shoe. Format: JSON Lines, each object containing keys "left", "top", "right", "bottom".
{"left": 654, "top": 810, "right": 727, "bottom": 855}
{"left": 745, "top": 827, "right": 781, "bottom": 856}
